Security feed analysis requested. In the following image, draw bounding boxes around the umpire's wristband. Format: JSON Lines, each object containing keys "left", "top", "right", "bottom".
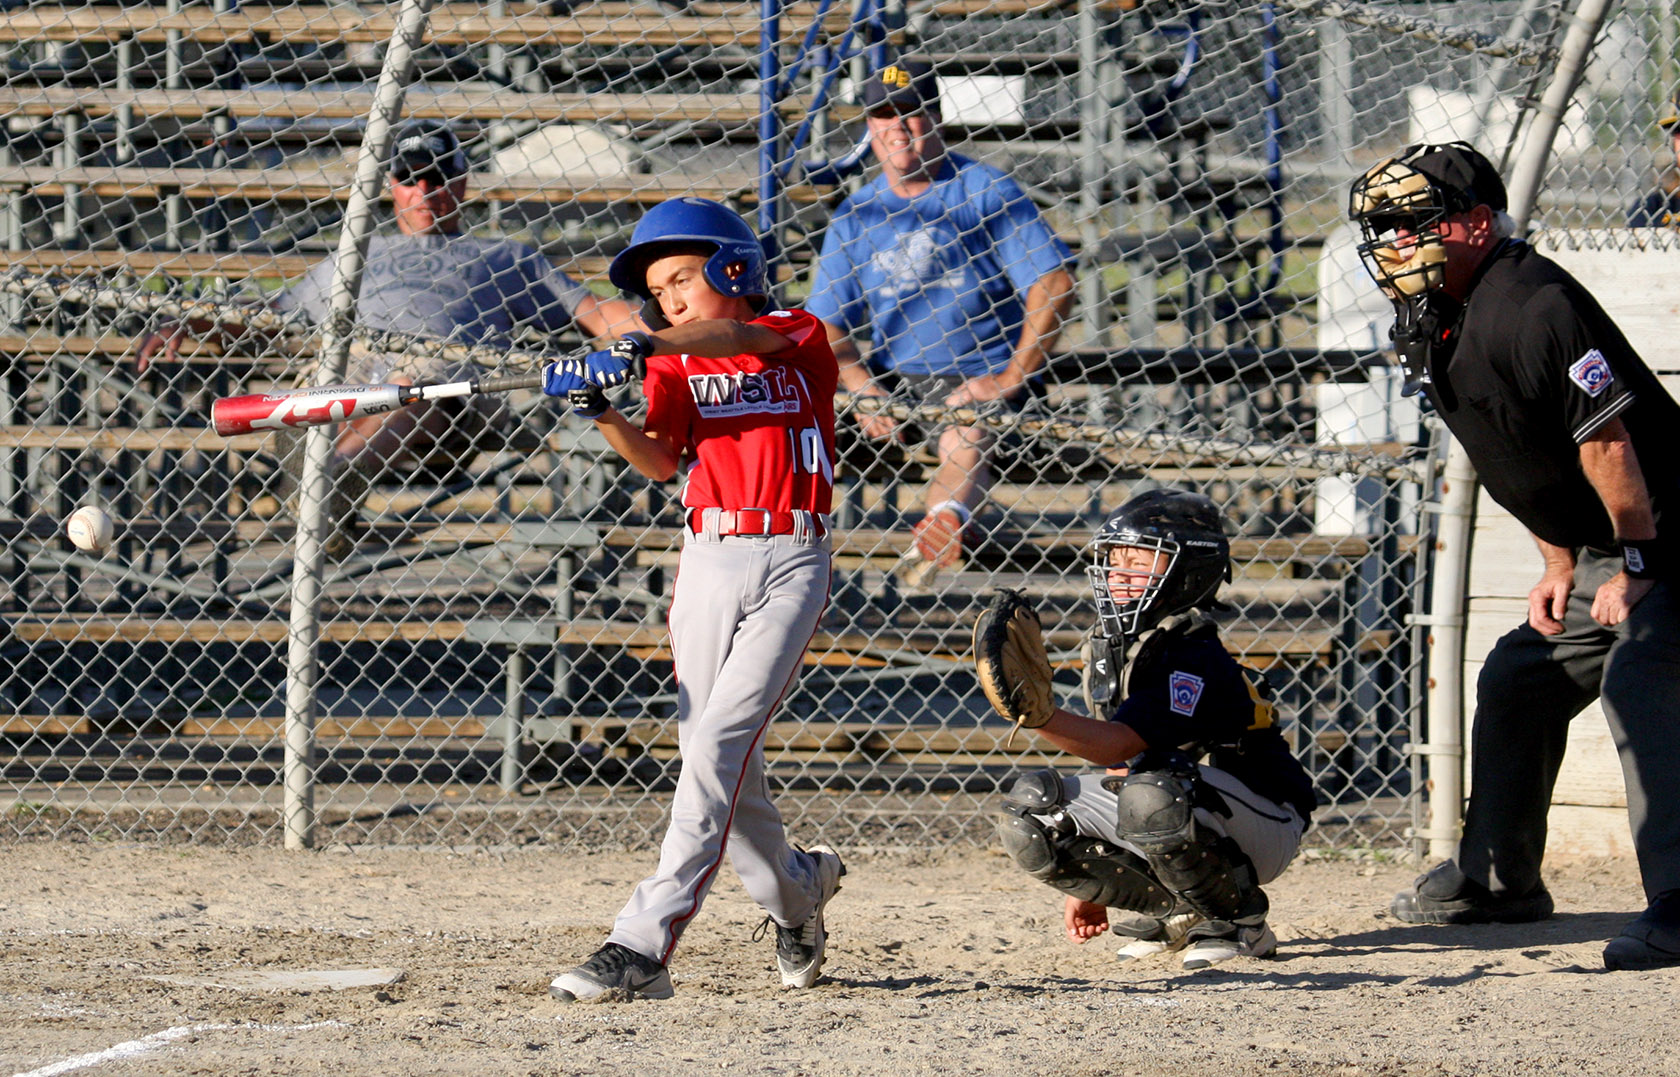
{"left": 1620, "top": 538, "right": 1659, "bottom": 580}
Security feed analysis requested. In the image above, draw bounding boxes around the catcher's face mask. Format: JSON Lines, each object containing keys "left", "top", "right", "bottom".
{"left": 1349, "top": 153, "right": 1460, "bottom": 299}
{"left": 1089, "top": 535, "right": 1178, "bottom": 638}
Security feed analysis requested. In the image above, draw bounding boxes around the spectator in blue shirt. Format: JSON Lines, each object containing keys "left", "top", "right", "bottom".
{"left": 1628, "top": 90, "right": 1680, "bottom": 228}
{"left": 806, "top": 60, "right": 1075, "bottom": 583}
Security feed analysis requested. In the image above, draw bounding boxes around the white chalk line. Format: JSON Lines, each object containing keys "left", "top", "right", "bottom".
{"left": 10, "top": 1021, "right": 342, "bottom": 1077}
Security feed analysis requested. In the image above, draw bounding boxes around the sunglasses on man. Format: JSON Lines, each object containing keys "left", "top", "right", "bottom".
{"left": 390, "top": 164, "right": 456, "bottom": 187}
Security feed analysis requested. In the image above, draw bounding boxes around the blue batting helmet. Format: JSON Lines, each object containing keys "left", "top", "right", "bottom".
{"left": 608, "top": 198, "right": 768, "bottom": 328}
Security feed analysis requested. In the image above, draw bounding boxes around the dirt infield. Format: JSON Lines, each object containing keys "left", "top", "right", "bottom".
{"left": 1, "top": 842, "right": 1670, "bottom": 1077}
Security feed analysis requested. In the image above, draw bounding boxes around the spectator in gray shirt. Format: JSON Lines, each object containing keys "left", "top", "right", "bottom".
{"left": 140, "top": 121, "right": 640, "bottom": 555}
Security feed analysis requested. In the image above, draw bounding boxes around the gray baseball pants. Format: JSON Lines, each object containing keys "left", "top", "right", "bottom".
{"left": 1053, "top": 766, "right": 1306, "bottom": 884}
{"left": 607, "top": 530, "right": 833, "bottom": 965}
{"left": 1459, "top": 549, "right": 1680, "bottom": 901}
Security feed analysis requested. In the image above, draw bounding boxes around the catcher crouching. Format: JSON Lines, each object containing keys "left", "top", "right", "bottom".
{"left": 973, "top": 487, "right": 1318, "bottom": 969}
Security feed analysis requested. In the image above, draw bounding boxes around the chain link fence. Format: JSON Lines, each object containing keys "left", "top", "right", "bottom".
{"left": 0, "top": 0, "right": 1667, "bottom": 849}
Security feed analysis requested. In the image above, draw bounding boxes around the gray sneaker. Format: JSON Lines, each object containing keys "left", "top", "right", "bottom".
{"left": 549, "top": 943, "right": 673, "bottom": 1003}
{"left": 1180, "top": 919, "right": 1277, "bottom": 970}
{"left": 1114, "top": 910, "right": 1203, "bottom": 962}
{"left": 769, "top": 844, "right": 846, "bottom": 988}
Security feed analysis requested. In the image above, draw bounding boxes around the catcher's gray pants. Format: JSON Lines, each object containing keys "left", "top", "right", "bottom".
{"left": 1055, "top": 766, "right": 1305, "bottom": 886}
{"left": 1459, "top": 550, "right": 1680, "bottom": 901}
{"left": 606, "top": 530, "right": 833, "bottom": 966}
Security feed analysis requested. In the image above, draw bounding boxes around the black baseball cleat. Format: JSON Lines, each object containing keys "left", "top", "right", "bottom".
{"left": 1603, "top": 891, "right": 1680, "bottom": 971}
{"left": 1390, "top": 861, "right": 1554, "bottom": 925}
{"left": 549, "top": 942, "right": 673, "bottom": 1003}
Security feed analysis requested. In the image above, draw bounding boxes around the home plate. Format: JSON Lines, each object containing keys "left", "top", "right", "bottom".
{"left": 147, "top": 968, "right": 405, "bottom": 992}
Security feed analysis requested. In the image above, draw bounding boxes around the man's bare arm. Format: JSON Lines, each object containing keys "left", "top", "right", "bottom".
{"left": 1580, "top": 417, "right": 1656, "bottom": 541}
{"left": 949, "top": 266, "right": 1074, "bottom": 404}
{"left": 574, "top": 294, "right": 645, "bottom": 340}
{"left": 1004, "top": 265, "right": 1075, "bottom": 386}
{"left": 821, "top": 318, "right": 897, "bottom": 439}
{"left": 1578, "top": 416, "right": 1657, "bottom": 625}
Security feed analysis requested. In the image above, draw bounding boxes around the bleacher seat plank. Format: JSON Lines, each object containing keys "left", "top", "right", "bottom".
{"left": 692, "top": 0, "right": 1110, "bottom": 15}
{"left": 12, "top": 705, "right": 1330, "bottom": 765}
{"left": 0, "top": 87, "right": 829, "bottom": 127}
{"left": 159, "top": 713, "right": 1067, "bottom": 766}
{"left": 0, "top": 332, "right": 231, "bottom": 360}
{"left": 1004, "top": 530, "right": 1388, "bottom": 563}
{"left": 2, "top": 0, "right": 1080, "bottom": 45}
{"left": 178, "top": 716, "right": 484, "bottom": 740}
{"left": 0, "top": 249, "right": 610, "bottom": 280}
{"left": 0, "top": 425, "right": 268, "bottom": 453}
{"left": 594, "top": 525, "right": 1387, "bottom": 567}
{"left": 0, "top": 5, "right": 854, "bottom": 46}
{"left": 0, "top": 164, "right": 830, "bottom": 207}
{"left": 0, "top": 250, "right": 314, "bottom": 279}
{"left": 0, "top": 715, "right": 92, "bottom": 735}
{"left": 8, "top": 613, "right": 1389, "bottom": 671}
{"left": 1, "top": 515, "right": 1397, "bottom": 597}
{"left": 568, "top": 715, "right": 1063, "bottom": 762}
{"left": 9, "top": 617, "right": 477, "bottom": 645}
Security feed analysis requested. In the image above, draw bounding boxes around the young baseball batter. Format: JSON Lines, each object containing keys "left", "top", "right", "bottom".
{"left": 542, "top": 197, "right": 845, "bottom": 1003}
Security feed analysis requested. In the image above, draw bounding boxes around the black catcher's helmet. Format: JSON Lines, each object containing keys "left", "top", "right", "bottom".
{"left": 1088, "top": 488, "right": 1231, "bottom": 639}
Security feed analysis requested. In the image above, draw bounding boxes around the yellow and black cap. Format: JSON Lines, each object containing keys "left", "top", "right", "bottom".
{"left": 861, "top": 59, "right": 940, "bottom": 115}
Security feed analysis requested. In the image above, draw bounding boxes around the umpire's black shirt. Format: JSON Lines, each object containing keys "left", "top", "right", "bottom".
{"left": 1425, "top": 239, "right": 1680, "bottom": 554}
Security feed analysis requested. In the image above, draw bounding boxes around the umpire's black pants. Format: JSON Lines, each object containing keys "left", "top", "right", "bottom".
{"left": 1460, "top": 549, "right": 1680, "bottom": 901}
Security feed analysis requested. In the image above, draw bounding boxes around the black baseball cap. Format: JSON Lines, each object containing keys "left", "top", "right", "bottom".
{"left": 1406, "top": 141, "right": 1508, "bottom": 214}
{"left": 1659, "top": 88, "right": 1680, "bottom": 129}
{"left": 388, "top": 120, "right": 468, "bottom": 185}
{"left": 861, "top": 59, "right": 940, "bottom": 115}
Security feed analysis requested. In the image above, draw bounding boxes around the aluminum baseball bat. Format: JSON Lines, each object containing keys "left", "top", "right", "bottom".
{"left": 211, "top": 372, "right": 546, "bottom": 436}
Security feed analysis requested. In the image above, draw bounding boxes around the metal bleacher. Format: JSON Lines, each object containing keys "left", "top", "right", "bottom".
{"left": 0, "top": 1, "right": 1414, "bottom": 819}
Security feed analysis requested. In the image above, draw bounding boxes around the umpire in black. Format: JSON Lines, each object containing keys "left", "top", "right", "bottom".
{"left": 1348, "top": 141, "right": 1680, "bottom": 970}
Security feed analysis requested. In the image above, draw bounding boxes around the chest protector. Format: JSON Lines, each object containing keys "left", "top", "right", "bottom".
{"left": 1082, "top": 613, "right": 1277, "bottom": 756}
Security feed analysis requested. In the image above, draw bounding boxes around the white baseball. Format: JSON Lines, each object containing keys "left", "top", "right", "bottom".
{"left": 65, "top": 505, "right": 114, "bottom": 553}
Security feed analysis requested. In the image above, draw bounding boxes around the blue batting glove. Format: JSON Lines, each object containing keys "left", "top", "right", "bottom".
{"left": 541, "top": 359, "right": 587, "bottom": 397}
{"left": 583, "top": 348, "right": 631, "bottom": 388}
{"left": 587, "top": 332, "right": 653, "bottom": 387}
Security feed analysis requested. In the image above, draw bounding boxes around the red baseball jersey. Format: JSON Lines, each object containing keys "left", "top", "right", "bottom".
{"left": 642, "top": 308, "right": 839, "bottom": 516}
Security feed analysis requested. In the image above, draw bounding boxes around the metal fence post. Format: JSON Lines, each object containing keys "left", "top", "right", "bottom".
{"left": 283, "top": 0, "right": 438, "bottom": 851}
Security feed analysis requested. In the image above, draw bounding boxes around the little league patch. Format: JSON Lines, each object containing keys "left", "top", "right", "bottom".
{"left": 1168, "top": 671, "right": 1205, "bottom": 716}
{"left": 1569, "top": 349, "right": 1613, "bottom": 397}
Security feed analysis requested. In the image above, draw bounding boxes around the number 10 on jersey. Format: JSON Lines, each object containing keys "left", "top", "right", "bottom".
{"left": 790, "top": 424, "right": 833, "bottom": 482}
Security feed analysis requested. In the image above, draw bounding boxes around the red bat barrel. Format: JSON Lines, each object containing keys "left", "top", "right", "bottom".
{"left": 212, "top": 383, "right": 408, "bottom": 436}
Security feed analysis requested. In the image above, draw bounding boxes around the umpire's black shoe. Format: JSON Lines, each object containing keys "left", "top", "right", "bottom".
{"left": 1390, "top": 861, "right": 1554, "bottom": 925}
{"left": 1603, "top": 890, "right": 1680, "bottom": 971}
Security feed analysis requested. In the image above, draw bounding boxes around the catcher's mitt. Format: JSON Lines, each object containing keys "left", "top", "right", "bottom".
{"left": 972, "top": 588, "right": 1056, "bottom": 732}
